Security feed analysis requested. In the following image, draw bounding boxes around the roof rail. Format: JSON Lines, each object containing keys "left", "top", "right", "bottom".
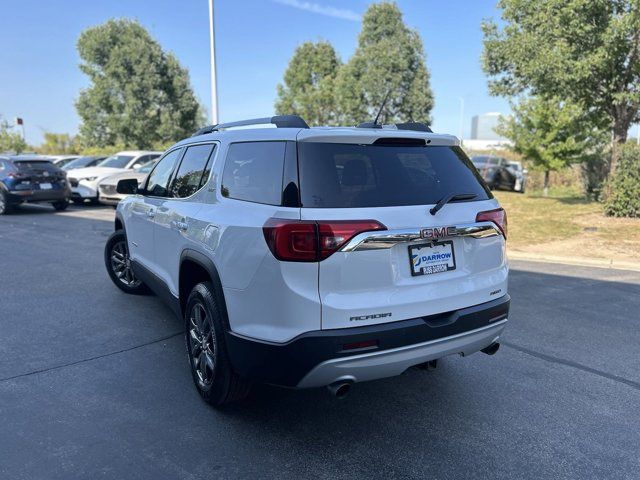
{"left": 192, "top": 115, "right": 309, "bottom": 136}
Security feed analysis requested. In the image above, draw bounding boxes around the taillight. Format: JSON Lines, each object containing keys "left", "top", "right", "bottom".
{"left": 263, "top": 218, "right": 386, "bottom": 262}
{"left": 476, "top": 208, "right": 507, "bottom": 239}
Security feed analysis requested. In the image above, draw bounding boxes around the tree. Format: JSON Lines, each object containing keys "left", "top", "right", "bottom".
{"left": 482, "top": 0, "right": 640, "bottom": 174}
{"left": 275, "top": 41, "right": 341, "bottom": 126}
{"left": 496, "top": 96, "right": 607, "bottom": 196}
{"left": 334, "top": 2, "right": 434, "bottom": 125}
{"left": 76, "top": 19, "right": 203, "bottom": 149}
{"left": 38, "top": 133, "right": 78, "bottom": 155}
{"left": 0, "top": 118, "right": 28, "bottom": 154}
{"left": 603, "top": 143, "right": 640, "bottom": 217}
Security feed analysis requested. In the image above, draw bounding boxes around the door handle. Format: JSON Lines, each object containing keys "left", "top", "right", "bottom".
{"left": 174, "top": 220, "right": 188, "bottom": 231}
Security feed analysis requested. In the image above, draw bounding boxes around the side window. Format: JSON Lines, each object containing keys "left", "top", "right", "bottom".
{"left": 145, "top": 149, "right": 182, "bottom": 197}
{"left": 170, "top": 144, "right": 215, "bottom": 198}
{"left": 221, "top": 141, "right": 286, "bottom": 205}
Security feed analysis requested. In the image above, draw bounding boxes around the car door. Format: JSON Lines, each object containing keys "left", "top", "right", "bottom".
{"left": 153, "top": 143, "right": 217, "bottom": 295}
{"left": 126, "top": 148, "right": 183, "bottom": 272}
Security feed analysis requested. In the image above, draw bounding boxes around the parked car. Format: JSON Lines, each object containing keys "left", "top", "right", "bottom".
{"left": 98, "top": 160, "right": 157, "bottom": 207}
{"left": 104, "top": 115, "right": 510, "bottom": 406}
{"left": 470, "top": 155, "right": 517, "bottom": 191}
{"left": 62, "top": 156, "right": 106, "bottom": 171}
{"left": 47, "top": 155, "right": 79, "bottom": 168}
{"left": 506, "top": 161, "right": 528, "bottom": 193}
{"left": 67, "top": 150, "right": 161, "bottom": 204}
{"left": 0, "top": 155, "right": 71, "bottom": 214}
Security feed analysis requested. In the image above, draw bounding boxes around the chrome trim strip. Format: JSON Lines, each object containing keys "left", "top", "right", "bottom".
{"left": 340, "top": 222, "right": 500, "bottom": 252}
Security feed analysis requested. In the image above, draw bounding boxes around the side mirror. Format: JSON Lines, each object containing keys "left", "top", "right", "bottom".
{"left": 132, "top": 163, "right": 142, "bottom": 169}
{"left": 116, "top": 178, "right": 138, "bottom": 195}
{"left": 522, "top": 169, "right": 528, "bottom": 175}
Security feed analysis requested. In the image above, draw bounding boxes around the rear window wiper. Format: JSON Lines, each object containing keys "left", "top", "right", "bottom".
{"left": 429, "top": 192, "right": 477, "bottom": 215}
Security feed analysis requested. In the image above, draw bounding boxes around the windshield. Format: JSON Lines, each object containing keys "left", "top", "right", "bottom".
{"left": 136, "top": 161, "right": 157, "bottom": 173}
{"left": 63, "top": 157, "right": 98, "bottom": 170}
{"left": 98, "top": 155, "right": 134, "bottom": 169}
{"left": 298, "top": 143, "right": 491, "bottom": 208}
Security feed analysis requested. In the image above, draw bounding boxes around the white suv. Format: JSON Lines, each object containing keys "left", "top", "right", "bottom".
{"left": 104, "top": 116, "right": 510, "bottom": 406}
{"left": 68, "top": 150, "right": 161, "bottom": 204}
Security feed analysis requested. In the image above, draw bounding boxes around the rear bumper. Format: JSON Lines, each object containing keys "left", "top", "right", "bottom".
{"left": 7, "top": 187, "right": 69, "bottom": 203}
{"left": 225, "top": 294, "right": 510, "bottom": 388}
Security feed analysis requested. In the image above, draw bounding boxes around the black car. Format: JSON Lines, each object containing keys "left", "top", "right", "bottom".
{"left": 471, "top": 155, "right": 517, "bottom": 191}
{"left": 0, "top": 155, "right": 71, "bottom": 214}
{"left": 62, "top": 156, "right": 106, "bottom": 171}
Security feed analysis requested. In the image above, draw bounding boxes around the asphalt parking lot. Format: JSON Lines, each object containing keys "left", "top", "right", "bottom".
{"left": 2, "top": 204, "right": 640, "bottom": 480}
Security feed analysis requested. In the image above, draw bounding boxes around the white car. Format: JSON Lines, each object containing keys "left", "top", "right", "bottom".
{"left": 104, "top": 116, "right": 510, "bottom": 406}
{"left": 97, "top": 161, "right": 157, "bottom": 207}
{"left": 67, "top": 151, "right": 161, "bottom": 204}
{"left": 45, "top": 155, "right": 80, "bottom": 169}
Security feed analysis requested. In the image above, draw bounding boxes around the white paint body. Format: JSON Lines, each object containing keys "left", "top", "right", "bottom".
{"left": 119, "top": 126, "right": 508, "bottom": 346}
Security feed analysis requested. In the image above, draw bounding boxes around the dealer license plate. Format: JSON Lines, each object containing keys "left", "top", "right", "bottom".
{"left": 408, "top": 241, "right": 456, "bottom": 276}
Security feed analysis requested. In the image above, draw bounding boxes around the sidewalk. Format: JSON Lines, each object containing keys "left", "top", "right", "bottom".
{"left": 508, "top": 250, "right": 640, "bottom": 272}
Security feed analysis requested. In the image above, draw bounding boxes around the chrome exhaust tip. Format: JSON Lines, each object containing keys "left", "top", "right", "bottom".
{"left": 327, "top": 381, "right": 352, "bottom": 399}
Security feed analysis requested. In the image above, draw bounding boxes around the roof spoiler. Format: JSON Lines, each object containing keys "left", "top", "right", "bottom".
{"left": 192, "top": 115, "right": 309, "bottom": 136}
{"left": 356, "top": 122, "right": 433, "bottom": 133}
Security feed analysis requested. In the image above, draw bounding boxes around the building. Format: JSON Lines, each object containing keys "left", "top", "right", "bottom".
{"left": 470, "top": 112, "right": 506, "bottom": 141}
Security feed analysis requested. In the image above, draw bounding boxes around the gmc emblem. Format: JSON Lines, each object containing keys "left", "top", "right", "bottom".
{"left": 420, "top": 226, "right": 457, "bottom": 240}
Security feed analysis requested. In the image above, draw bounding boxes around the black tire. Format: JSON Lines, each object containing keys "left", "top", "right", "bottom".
{"left": 52, "top": 200, "right": 69, "bottom": 211}
{"left": 0, "top": 190, "right": 12, "bottom": 215}
{"left": 185, "top": 282, "right": 251, "bottom": 406}
{"left": 104, "top": 230, "right": 148, "bottom": 294}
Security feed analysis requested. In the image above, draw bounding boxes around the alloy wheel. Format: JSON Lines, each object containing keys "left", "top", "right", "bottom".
{"left": 188, "top": 302, "right": 216, "bottom": 388}
{"left": 110, "top": 240, "right": 141, "bottom": 287}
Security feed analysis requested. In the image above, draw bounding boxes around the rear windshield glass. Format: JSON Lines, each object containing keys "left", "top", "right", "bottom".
{"left": 298, "top": 143, "right": 491, "bottom": 208}
{"left": 14, "top": 160, "right": 59, "bottom": 172}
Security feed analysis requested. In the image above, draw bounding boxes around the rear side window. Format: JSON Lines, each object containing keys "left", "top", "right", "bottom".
{"left": 221, "top": 141, "right": 286, "bottom": 205}
{"left": 298, "top": 143, "right": 491, "bottom": 208}
{"left": 170, "top": 144, "right": 215, "bottom": 198}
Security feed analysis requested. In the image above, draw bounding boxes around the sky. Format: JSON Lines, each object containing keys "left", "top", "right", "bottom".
{"left": 0, "top": 0, "right": 513, "bottom": 145}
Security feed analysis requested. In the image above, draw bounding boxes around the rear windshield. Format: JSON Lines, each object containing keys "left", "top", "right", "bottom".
{"left": 298, "top": 143, "right": 491, "bottom": 208}
{"left": 14, "top": 160, "right": 59, "bottom": 172}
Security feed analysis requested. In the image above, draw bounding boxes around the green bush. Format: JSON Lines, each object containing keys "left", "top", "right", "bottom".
{"left": 603, "top": 144, "right": 640, "bottom": 217}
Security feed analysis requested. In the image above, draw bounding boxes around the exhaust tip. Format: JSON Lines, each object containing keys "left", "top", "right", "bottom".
{"left": 481, "top": 342, "right": 500, "bottom": 356}
{"left": 327, "top": 381, "right": 352, "bottom": 399}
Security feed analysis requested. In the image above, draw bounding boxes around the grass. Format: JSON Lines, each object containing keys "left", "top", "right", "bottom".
{"left": 493, "top": 190, "right": 640, "bottom": 262}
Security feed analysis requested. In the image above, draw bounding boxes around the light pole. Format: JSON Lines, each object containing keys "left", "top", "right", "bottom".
{"left": 208, "top": 0, "right": 219, "bottom": 125}
{"left": 458, "top": 97, "right": 464, "bottom": 143}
